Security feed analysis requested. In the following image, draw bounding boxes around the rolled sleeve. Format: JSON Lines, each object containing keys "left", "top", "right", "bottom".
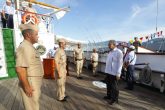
{"left": 16, "top": 47, "right": 31, "bottom": 68}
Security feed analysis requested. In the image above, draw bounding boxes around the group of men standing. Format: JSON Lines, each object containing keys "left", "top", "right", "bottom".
{"left": 15, "top": 22, "right": 137, "bottom": 109}
{"left": 15, "top": 23, "right": 67, "bottom": 110}
{"left": 73, "top": 43, "right": 99, "bottom": 78}
{"left": 0, "top": 0, "right": 37, "bottom": 29}
{"left": 1, "top": 0, "right": 14, "bottom": 29}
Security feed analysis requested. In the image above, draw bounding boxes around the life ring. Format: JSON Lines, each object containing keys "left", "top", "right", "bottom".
{"left": 139, "top": 65, "right": 152, "bottom": 84}
{"left": 36, "top": 45, "right": 46, "bottom": 55}
{"left": 22, "top": 13, "right": 39, "bottom": 24}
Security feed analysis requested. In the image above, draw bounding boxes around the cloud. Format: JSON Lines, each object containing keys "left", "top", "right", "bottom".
{"left": 131, "top": 4, "right": 141, "bottom": 19}
{"left": 51, "top": 0, "right": 79, "bottom": 7}
{"left": 37, "top": 0, "right": 76, "bottom": 7}
{"left": 113, "top": 0, "right": 165, "bottom": 41}
{"left": 53, "top": 0, "right": 68, "bottom": 6}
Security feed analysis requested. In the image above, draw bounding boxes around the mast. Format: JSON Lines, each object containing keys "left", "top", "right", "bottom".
{"left": 155, "top": 0, "right": 158, "bottom": 32}
{"left": 27, "top": 0, "right": 66, "bottom": 11}
{"left": 14, "top": 0, "right": 20, "bottom": 10}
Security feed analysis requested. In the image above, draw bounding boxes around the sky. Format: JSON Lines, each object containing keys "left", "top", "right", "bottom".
{"left": 2, "top": 0, "right": 165, "bottom": 42}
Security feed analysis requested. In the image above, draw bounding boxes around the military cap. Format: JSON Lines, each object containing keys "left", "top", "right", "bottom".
{"left": 19, "top": 24, "right": 39, "bottom": 32}
{"left": 58, "top": 38, "right": 66, "bottom": 43}
{"left": 6, "top": 0, "right": 11, "bottom": 2}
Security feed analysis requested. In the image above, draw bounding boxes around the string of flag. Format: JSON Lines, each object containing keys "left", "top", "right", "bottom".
{"left": 129, "top": 30, "right": 163, "bottom": 43}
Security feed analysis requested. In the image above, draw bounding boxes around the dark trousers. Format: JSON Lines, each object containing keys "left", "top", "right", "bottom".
{"left": 126, "top": 65, "right": 135, "bottom": 89}
{"left": 106, "top": 74, "right": 119, "bottom": 101}
{"left": 1, "top": 13, "right": 14, "bottom": 29}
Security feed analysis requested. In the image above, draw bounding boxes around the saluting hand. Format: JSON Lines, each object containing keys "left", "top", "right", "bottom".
{"left": 24, "top": 86, "right": 34, "bottom": 97}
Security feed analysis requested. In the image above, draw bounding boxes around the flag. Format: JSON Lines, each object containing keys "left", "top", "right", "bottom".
{"left": 55, "top": 10, "right": 67, "bottom": 20}
{"left": 150, "top": 34, "right": 152, "bottom": 39}
{"left": 140, "top": 37, "right": 143, "bottom": 41}
{"left": 160, "top": 31, "right": 163, "bottom": 35}
{"left": 129, "top": 39, "right": 133, "bottom": 44}
{"left": 153, "top": 33, "right": 156, "bottom": 38}
{"left": 157, "top": 32, "right": 160, "bottom": 37}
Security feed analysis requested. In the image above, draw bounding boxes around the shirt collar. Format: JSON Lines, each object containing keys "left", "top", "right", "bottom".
{"left": 23, "top": 40, "right": 33, "bottom": 47}
{"left": 112, "top": 47, "right": 117, "bottom": 51}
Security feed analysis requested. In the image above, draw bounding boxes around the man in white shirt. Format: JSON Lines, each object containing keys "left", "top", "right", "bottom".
{"left": 26, "top": 3, "right": 37, "bottom": 13}
{"left": 123, "top": 45, "right": 136, "bottom": 90}
{"left": 104, "top": 40, "right": 123, "bottom": 105}
{"left": 1, "top": 0, "right": 14, "bottom": 28}
{"left": 90, "top": 48, "right": 98, "bottom": 76}
{"left": 48, "top": 45, "right": 58, "bottom": 58}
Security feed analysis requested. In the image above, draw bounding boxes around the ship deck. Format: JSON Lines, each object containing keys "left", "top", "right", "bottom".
{"left": 0, "top": 64, "right": 165, "bottom": 110}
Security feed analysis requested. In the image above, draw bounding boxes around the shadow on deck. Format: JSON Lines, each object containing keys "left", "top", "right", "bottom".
{"left": 0, "top": 63, "right": 165, "bottom": 110}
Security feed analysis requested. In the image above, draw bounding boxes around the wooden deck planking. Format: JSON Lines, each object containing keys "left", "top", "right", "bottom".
{"left": 0, "top": 64, "right": 164, "bottom": 110}
{"left": 1, "top": 79, "right": 18, "bottom": 110}
{"left": 67, "top": 68, "right": 124, "bottom": 110}
{"left": 7, "top": 80, "right": 22, "bottom": 110}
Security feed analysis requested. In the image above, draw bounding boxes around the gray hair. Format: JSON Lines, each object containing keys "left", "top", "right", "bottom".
{"left": 22, "top": 29, "right": 34, "bottom": 37}
{"left": 109, "top": 40, "right": 116, "bottom": 45}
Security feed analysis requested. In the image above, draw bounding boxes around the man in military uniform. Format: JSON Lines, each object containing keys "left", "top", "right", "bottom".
{"left": 15, "top": 24, "right": 44, "bottom": 110}
{"left": 54, "top": 39, "right": 67, "bottom": 101}
{"left": 73, "top": 43, "right": 84, "bottom": 79}
{"left": 90, "top": 48, "right": 99, "bottom": 76}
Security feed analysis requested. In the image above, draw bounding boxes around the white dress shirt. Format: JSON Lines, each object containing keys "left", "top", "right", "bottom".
{"left": 105, "top": 48, "right": 123, "bottom": 77}
{"left": 2, "top": 4, "right": 14, "bottom": 15}
{"left": 26, "top": 7, "right": 37, "bottom": 13}
{"left": 124, "top": 51, "right": 136, "bottom": 65}
{"left": 49, "top": 49, "right": 57, "bottom": 58}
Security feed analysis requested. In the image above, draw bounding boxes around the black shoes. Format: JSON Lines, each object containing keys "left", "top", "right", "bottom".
{"left": 103, "top": 96, "right": 111, "bottom": 100}
{"left": 77, "top": 76, "right": 83, "bottom": 79}
{"left": 104, "top": 96, "right": 119, "bottom": 105}
{"left": 64, "top": 96, "right": 69, "bottom": 99}
{"left": 124, "top": 87, "right": 133, "bottom": 90}
{"left": 109, "top": 99, "right": 118, "bottom": 105}
{"left": 58, "top": 96, "right": 69, "bottom": 102}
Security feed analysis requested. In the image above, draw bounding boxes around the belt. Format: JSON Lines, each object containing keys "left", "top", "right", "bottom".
{"left": 28, "top": 76, "right": 43, "bottom": 77}
{"left": 76, "top": 59, "right": 83, "bottom": 61}
{"left": 92, "top": 61, "right": 98, "bottom": 63}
